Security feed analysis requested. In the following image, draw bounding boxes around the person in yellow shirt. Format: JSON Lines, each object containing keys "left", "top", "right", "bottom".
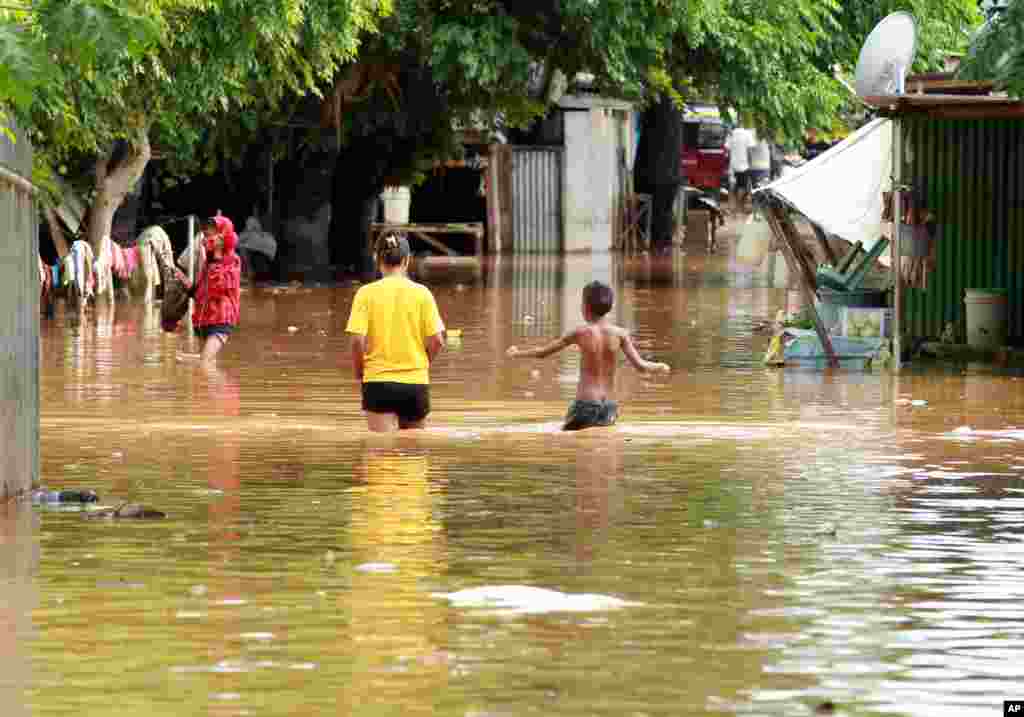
{"left": 345, "top": 234, "right": 446, "bottom": 431}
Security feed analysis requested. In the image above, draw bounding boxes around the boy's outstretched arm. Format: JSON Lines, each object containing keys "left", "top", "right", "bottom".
{"left": 621, "top": 334, "right": 670, "bottom": 373}
{"left": 506, "top": 330, "right": 576, "bottom": 359}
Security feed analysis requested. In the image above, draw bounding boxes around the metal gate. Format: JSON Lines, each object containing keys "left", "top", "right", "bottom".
{"left": 511, "top": 147, "right": 562, "bottom": 253}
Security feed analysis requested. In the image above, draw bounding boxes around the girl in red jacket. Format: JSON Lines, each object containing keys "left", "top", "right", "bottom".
{"left": 176, "top": 214, "right": 242, "bottom": 364}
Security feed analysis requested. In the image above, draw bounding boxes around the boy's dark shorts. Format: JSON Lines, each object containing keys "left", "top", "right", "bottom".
{"left": 195, "top": 324, "right": 234, "bottom": 340}
{"left": 563, "top": 399, "right": 618, "bottom": 431}
{"left": 362, "top": 382, "right": 430, "bottom": 422}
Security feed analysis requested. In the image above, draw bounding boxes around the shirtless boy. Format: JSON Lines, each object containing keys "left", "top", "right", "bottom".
{"left": 506, "top": 281, "right": 670, "bottom": 430}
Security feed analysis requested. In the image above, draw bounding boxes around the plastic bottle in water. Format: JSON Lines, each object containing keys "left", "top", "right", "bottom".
{"left": 31, "top": 489, "right": 99, "bottom": 504}
{"left": 59, "top": 490, "right": 99, "bottom": 503}
{"left": 31, "top": 490, "right": 62, "bottom": 504}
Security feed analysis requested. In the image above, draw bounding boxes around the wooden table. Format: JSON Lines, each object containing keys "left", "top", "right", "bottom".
{"left": 369, "top": 222, "right": 484, "bottom": 260}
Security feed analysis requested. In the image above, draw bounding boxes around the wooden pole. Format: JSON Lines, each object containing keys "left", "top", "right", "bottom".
{"left": 487, "top": 144, "right": 500, "bottom": 254}
{"left": 893, "top": 119, "right": 903, "bottom": 371}
{"left": 187, "top": 215, "right": 196, "bottom": 333}
{"left": 764, "top": 202, "right": 839, "bottom": 368}
{"left": 812, "top": 224, "right": 839, "bottom": 267}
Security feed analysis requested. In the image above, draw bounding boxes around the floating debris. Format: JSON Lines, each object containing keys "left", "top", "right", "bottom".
{"left": 355, "top": 562, "right": 398, "bottom": 574}
{"left": 85, "top": 503, "right": 166, "bottom": 520}
{"left": 31, "top": 488, "right": 99, "bottom": 504}
{"left": 433, "top": 585, "right": 642, "bottom": 615}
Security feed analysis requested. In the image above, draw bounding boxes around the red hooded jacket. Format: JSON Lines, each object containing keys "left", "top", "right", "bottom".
{"left": 193, "top": 215, "right": 241, "bottom": 328}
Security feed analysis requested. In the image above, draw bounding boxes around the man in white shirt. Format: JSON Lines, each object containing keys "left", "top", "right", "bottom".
{"left": 726, "top": 125, "right": 754, "bottom": 212}
{"left": 748, "top": 131, "right": 772, "bottom": 189}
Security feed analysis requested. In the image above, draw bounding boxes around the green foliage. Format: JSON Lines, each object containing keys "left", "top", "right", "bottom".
{"left": 822, "top": 0, "right": 979, "bottom": 73}
{"left": 10, "top": 0, "right": 392, "bottom": 217}
{"left": 3, "top": 0, "right": 984, "bottom": 224}
{"left": 669, "top": 0, "right": 980, "bottom": 142}
{"left": 0, "top": 21, "right": 49, "bottom": 112}
{"left": 960, "top": 0, "right": 1024, "bottom": 96}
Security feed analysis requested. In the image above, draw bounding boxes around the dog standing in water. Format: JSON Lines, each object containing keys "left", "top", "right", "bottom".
{"left": 506, "top": 280, "right": 670, "bottom": 430}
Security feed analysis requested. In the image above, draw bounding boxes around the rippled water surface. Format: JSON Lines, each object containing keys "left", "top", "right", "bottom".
{"left": 6, "top": 254, "right": 1024, "bottom": 716}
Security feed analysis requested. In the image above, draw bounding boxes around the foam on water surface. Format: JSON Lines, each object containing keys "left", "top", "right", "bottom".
{"left": 432, "top": 585, "right": 642, "bottom": 615}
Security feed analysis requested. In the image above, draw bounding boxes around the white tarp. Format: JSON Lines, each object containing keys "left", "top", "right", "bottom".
{"left": 757, "top": 118, "right": 892, "bottom": 251}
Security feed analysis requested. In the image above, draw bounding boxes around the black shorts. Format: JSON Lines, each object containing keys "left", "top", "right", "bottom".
{"left": 362, "top": 382, "right": 430, "bottom": 422}
{"left": 563, "top": 399, "right": 619, "bottom": 431}
{"left": 195, "top": 323, "right": 233, "bottom": 339}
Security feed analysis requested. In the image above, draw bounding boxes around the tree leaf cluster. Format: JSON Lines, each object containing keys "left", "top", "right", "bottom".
{"left": 960, "top": 0, "right": 1024, "bottom": 96}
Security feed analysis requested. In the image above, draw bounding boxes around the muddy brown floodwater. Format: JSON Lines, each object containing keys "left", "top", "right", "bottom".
{"left": 4, "top": 254, "right": 1024, "bottom": 716}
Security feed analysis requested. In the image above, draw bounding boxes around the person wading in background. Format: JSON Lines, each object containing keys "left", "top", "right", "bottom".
{"left": 175, "top": 213, "right": 242, "bottom": 366}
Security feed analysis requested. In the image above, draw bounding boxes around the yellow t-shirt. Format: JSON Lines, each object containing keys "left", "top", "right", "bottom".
{"left": 345, "top": 275, "right": 445, "bottom": 384}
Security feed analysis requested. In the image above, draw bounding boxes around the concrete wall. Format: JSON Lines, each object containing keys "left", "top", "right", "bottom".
{"left": 560, "top": 96, "right": 634, "bottom": 253}
{"left": 0, "top": 126, "right": 38, "bottom": 499}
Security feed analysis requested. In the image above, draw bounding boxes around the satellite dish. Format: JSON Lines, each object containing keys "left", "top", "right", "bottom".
{"left": 854, "top": 12, "right": 917, "bottom": 98}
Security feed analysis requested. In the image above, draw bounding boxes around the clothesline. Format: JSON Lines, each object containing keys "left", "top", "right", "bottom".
{"left": 43, "top": 223, "right": 182, "bottom": 302}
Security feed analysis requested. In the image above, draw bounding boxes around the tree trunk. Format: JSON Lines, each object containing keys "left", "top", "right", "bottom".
{"left": 634, "top": 94, "right": 683, "bottom": 252}
{"left": 328, "top": 132, "right": 415, "bottom": 280}
{"left": 87, "top": 130, "right": 152, "bottom": 253}
{"left": 328, "top": 151, "right": 383, "bottom": 279}
{"left": 43, "top": 208, "right": 70, "bottom": 258}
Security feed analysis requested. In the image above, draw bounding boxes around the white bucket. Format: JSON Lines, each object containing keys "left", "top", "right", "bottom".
{"left": 964, "top": 289, "right": 1008, "bottom": 348}
{"left": 380, "top": 186, "right": 411, "bottom": 224}
{"left": 735, "top": 214, "right": 773, "bottom": 266}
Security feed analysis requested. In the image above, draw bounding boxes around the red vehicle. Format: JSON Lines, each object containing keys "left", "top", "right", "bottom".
{"left": 680, "top": 110, "right": 730, "bottom": 191}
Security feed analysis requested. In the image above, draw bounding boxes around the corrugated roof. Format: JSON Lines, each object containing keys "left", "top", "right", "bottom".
{"left": 865, "top": 93, "right": 1024, "bottom": 119}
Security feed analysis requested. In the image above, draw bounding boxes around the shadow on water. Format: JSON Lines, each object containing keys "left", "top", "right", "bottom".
{"left": 23, "top": 254, "right": 1024, "bottom": 716}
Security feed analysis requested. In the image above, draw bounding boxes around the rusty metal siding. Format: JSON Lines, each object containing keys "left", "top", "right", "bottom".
{"left": 0, "top": 124, "right": 38, "bottom": 498}
{"left": 510, "top": 147, "right": 562, "bottom": 253}
{"left": 902, "top": 117, "right": 1024, "bottom": 340}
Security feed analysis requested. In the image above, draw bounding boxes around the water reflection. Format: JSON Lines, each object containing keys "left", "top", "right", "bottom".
{"left": 0, "top": 503, "right": 34, "bottom": 717}
{"left": 571, "top": 434, "right": 623, "bottom": 567}
{"left": 26, "top": 254, "right": 1024, "bottom": 716}
{"left": 344, "top": 447, "right": 448, "bottom": 712}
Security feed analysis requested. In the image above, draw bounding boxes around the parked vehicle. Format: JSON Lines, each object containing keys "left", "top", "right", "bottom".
{"left": 680, "top": 107, "right": 730, "bottom": 192}
{"left": 677, "top": 105, "right": 729, "bottom": 249}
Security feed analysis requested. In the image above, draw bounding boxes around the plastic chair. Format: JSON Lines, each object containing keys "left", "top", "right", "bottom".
{"left": 816, "top": 237, "right": 889, "bottom": 292}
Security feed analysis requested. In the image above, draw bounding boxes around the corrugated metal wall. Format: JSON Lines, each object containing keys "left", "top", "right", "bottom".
{"left": 0, "top": 124, "right": 39, "bottom": 497}
{"left": 902, "top": 117, "right": 1024, "bottom": 340}
{"left": 510, "top": 147, "right": 562, "bottom": 253}
{"left": 511, "top": 257, "right": 564, "bottom": 338}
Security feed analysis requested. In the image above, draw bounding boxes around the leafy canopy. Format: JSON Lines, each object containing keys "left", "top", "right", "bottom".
{"left": 11, "top": 0, "right": 390, "bottom": 197}
{"left": 960, "top": 0, "right": 1024, "bottom": 95}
